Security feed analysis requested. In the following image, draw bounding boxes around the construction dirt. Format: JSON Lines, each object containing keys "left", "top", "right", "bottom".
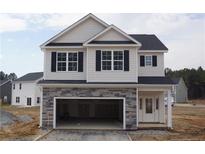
{"left": 130, "top": 100, "right": 205, "bottom": 141}
{"left": 0, "top": 104, "right": 42, "bottom": 141}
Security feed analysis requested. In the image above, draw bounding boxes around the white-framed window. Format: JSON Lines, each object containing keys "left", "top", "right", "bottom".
{"left": 13, "top": 84, "right": 15, "bottom": 90}
{"left": 57, "top": 52, "right": 67, "bottom": 71}
{"left": 113, "top": 51, "right": 123, "bottom": 70}
{"left": 37, "top": 97, "right": 40, "bottom": 104}
{"left": 19, "top": 83, "right": 22, "bottom": 90}
{"left": 68, "top": 52, "right": 78, "bottom": 72}
{"left": 101, "top": 50, "right": 124, "bottom": 71}
{"left": 145, "top": 55, "right": 152, "bottom": 66}
{"left": 102, "top": 51, "right": 112, "bottom": 70}
{"left": 16, "top": 97, "right": 20, "bottom": 103}
{"left": 56, "top": 52, "right": 78, "bottom": 72}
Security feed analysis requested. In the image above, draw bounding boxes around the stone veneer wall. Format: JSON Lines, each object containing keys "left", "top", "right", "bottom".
{"left": 42, "top": 87, "right": 137, "bottom": 129}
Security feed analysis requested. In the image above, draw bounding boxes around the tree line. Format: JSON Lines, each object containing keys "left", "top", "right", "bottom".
{"left": 165, "top": 67, "right": 205, "bottom": 99}
{"left": 0, "top": 71, "right": 17, "bottom": 80}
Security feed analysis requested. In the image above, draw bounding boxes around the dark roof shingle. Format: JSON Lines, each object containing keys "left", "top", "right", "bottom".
{"left": 138, "top": 76, "right": 174, "bottom": 84}
{"left": 15, "top": 72, "right": 43, "bottom": 82}
{"left": 129, "top": 34, "right": 168, "bottom": 50}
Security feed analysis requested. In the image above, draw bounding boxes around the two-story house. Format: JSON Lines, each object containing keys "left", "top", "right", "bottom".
{"left": 12, "top": 72, "right": 43, "bottom": 107}
{"left": 38, "top": 14, "right": 174, "bottom": 130}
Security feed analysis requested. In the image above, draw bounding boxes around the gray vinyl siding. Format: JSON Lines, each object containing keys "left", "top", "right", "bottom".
{"left": 176, "top": 79, "right": 188, "bottom": 102}
{"left": 0, "top": 81, "right": 12, "bottom": 104}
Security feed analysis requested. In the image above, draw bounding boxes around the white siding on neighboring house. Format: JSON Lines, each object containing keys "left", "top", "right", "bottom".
{"left": 43, "top": 48, "right": 87, "bottom": 80}
{"left": 95, "top": 29, "right": 130, "bottom": 41}
{"left": 87, "top": 46, "right": 138, "bottom": 82}
{"left": 12, "top": 81, "right": 41, "bottom": 106}
{"left": 175, "top": 78, "right": 188, "bottom": 102}
{"left": 52, "top": 18, "right": 106, "bottom": 43}
{"left": 138, "top": 52, "right": 165, "bottom": 76}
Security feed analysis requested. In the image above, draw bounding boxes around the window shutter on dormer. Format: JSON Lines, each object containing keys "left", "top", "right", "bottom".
{"left": 78, "top": 52, "right": 84, "bottom": 72}
{"left": 152, "top": 55, "right": 157, "bottom": 67}
{"left": 124, "top": 50, "right": 129, "bottom": 71}
{"left": 96, "top": 50, "right": 101, "bottom": 71}
{"left": 51, "top": 52, "right": 56, "bottom": 72}
{"left": 140, "top": 55, "right": 145, "bottom": 67}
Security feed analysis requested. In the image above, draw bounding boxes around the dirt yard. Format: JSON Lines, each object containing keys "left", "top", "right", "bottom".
{"left": 130, "top": 100, "right": 205, "bottom": 141}
{"left": 0, "top": 104, "right": 42, "bottom": 140}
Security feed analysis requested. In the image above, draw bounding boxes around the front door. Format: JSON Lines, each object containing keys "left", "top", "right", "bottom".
{"left": 143, "top": 98, "right": 155, "bottom": 122}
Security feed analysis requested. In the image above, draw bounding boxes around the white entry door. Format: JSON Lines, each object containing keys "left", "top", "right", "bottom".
{"left": 143, "top": 98, "right": 155, "bottom": 122}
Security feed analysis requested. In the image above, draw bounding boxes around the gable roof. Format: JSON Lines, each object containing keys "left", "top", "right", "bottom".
{"left": 0, "top": 79, "right": 11, "bottom": 86}
{"left": 171, "top": 77, "right": 181, "bottom": 84}
{"left": 138, "top": 76, "right": 174, "bottom": 84}
{"left": 40, "top": 13, "right": 109, "bottom": 48}
{"left": 84, "top": 25, "right": 141, "bottom": 46}
{"left": 129, "top": 34, "right": 168, "bottom": 50}
{"left": 14, "top": 72, "right": 43, "bottom": 82}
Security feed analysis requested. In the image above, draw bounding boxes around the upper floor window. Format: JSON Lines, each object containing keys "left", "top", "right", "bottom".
{"left": 13, "top": 84, "right": 15, "bottom": 90}
{"left": 102, "top": 51, "right": 112, "bottom": 70}
{"left": 145, "top": 55, "right": 152, "bottom": 66}
{"left": 68, "top": 52, "right": 78, "bottom": 71}
{"left": 113, "top": 51, "right": 123, "bottom": 70}
{"left": 140, "top": 55, "right": 157, "bottom": 67}
{"left": 19, "top": 83, "right": 22, "bottom": 90}
{"left": 57, "top": 52, "right": 67, "bottom": 71}
{"left": 101, "top": 50, "right": 124, "bottom": 71}
{"left": 57, "top": 52, "right": 78, "bottom": 72}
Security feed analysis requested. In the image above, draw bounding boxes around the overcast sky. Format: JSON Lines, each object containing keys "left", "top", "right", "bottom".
{"left": 0, "top": 13, "right": 205, "bottom": 77}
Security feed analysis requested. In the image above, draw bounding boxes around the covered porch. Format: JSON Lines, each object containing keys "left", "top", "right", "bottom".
{"left": 136, "top": 85, "right": 173, "bottom": 129}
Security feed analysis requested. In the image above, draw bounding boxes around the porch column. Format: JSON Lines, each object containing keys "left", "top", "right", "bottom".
{"left": 136, "top": 88, "right": 139, "bottom": 127}
{"left": 167, "top": 89, "right": 172, "bottom": 128}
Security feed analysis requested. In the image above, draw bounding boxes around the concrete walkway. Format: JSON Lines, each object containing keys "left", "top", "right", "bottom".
{"left": 39, "top": 130, "right": 130, "bottom": 141}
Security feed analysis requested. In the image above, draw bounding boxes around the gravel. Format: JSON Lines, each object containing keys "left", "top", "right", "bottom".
{"left": 0, "top": 109, "right": 32, "bottom": 128}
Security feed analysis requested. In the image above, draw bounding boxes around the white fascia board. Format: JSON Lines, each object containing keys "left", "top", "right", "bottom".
{"left": 41, "top": 46, "right": 85, "bottom": 49}
{"left": 40, "top": 13, "right": 109, "bottom": 48}
{"left": 138, "top": 50, "right": 168, "bottom": 53}
{"left": 83, "top": 25, "right": 142, "bottom": 46}
{"left": 84, "top": 44, "right": 139, "bottom": 47}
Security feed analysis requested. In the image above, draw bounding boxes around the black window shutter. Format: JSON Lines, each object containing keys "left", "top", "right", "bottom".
{"left": 96, "top": 50, "right": 101, "bottom": 71}
{"left": 78, "top": 52, "right": 84, "bottom": 72}
{"left": 140, "top": 55, "right": 145, "bottom": 67}
{"left": 51, "top": 52, "right": 56, "bottom": 72}
{"left": 124, "top": 50, "right": 129, "bottom": 71}
{"left": 152, "top": 55, "right": 157, "bottom": 67}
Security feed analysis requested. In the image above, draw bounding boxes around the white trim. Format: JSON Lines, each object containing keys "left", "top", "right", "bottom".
{"left": 56, "top": 51, "right": 78, "bottom": 72}
{"left": 40, "top": 13, "right": 109, "bottom": 48}
{"left": 41, "top": 46, "right": 85, "bottom": 49}
{"left": 136, "top": 88, "right": 139, "bottom": 127}
{"left": 83, "top": 25, "right": 142, "bottom": 46}
{"left": 138, "top": 50, "right": 168, "bottom": 53}
{"left": 84, "top": 44, "right": 139, "bottom": 47}
{"left": 145, "top": 55, "right": 152, "bottom": 66}
{"left": 167, "top": 89, "right": 172, "bottom": 128}
{"left": 53, "top": 97, "right": 126, "bottom": 130}
{"left": 101, "top": 50, "right": 124, "bottom": 71}
{"left": 40, "top": 86, "right": 43, "bottom": 127}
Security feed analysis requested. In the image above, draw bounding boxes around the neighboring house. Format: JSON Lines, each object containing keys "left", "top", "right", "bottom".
{"left": 0, "top": 79, "right": 12, "bottom": 104}
{"left": 38, "top": 13, "right": 174, "bottom": 130}
{"left": 172, "top": 77, "right": 188, "bottom": 103}
{"left": 12, "top": 72, "right": 43, "bottom": 107}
